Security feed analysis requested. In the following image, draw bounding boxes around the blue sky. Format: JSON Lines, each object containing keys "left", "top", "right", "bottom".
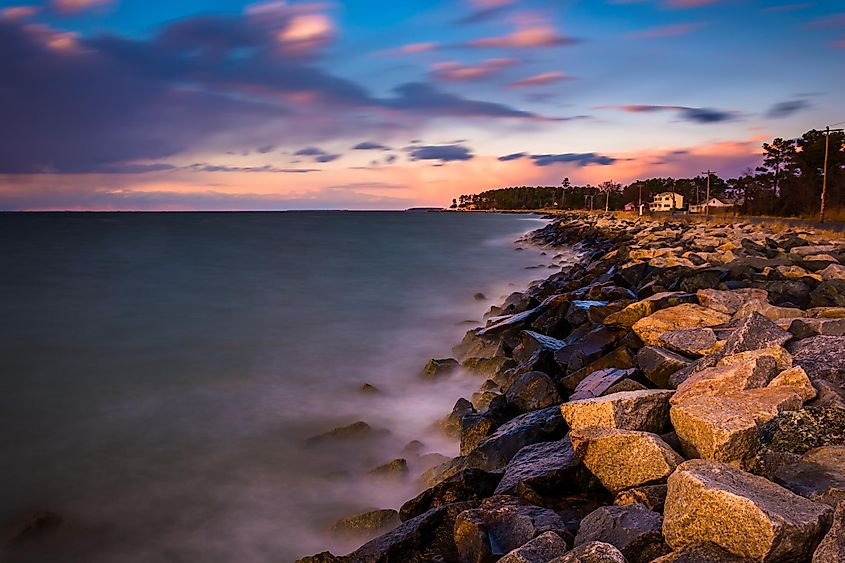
{"left": 0, "top": 0, "right": 843, "bottom": 209}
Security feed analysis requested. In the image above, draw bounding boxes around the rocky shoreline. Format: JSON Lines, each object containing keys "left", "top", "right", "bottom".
{"left": 298, "top": 212, "right": 845, "bottom": 563}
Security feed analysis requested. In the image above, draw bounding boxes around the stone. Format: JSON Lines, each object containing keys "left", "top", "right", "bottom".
{"left": 495, "top": 437, "right": 596, "bottom": 496}
{"left": 359, "top": 383, "right": 380, "bottom": 394}
{"left": 570, "top": 427, "right": 684, "bottom": 494}
{"left": 555, "top": 326, "right": 622, "bottom": 373}
{"left": 574, "top": 503, "right": 669, "bottom": 563}
{"left": 663, "top": 459, "right": 832, "bottom": 562}
{"left": 768, "top": 365, "right": 817, "bottom": 401}
{"left": 789, "top": 317, "right": 845, "bottom": 339}
{"left": 400, "top": 468, "right": 502, "bottom": 521}
{"left": 603, "top": 292, "right": 697, "bottom": 328}
{"left": 549, "top": 541, "right": 626, "bottom": 563}
{"left": 565, "top": 300, "right": 610, "bottom": 327}
{"left": 440, "top": 398, "right": 476, "bottom": 437}
{"left": 420, "top": 358, "right": 461, "bottom": 380}
{"left": 632, "top": 304, "right": 730, "bottom": 346}
{"left": 461, "top": 414, "right": 498, "bottom": 456}
{"left": 650, "top": 542, "right": 747, "bottom": 563}
{"left": 813, "top": 502, "right": 845, "bottom": 563}
{"left": 569, "top": 368, "right": 636, "bottom": 401}
{"left": 811, "top": 379, "right": 845, "bottom": 410}
{"left": 512, "top": 331, "right": 567, "bottom": 364}
{"left": 658, "top": 328, "right": 720, "bottom": 357}
{"left": 463, "top": 357, "right": 517, "bottom": 378}
{"left": 505, "top": 371, "right": 561, "bottom": 413}
{"left": 328, "top": 509, "right": 400, "bottom": 536}
{"left": 697, "top": 287, "right": 769, "bottom": 315}
{"left": 368, "top": 458, "right": 408, "bottom": 478}
{"left": 819, "top": 263, "right": 845, "bottom": 281}
{"left": 670, "top": 387, "right": 803, "bottom": 468}
{"left": 734, "top": 298, "right": 804, "bottom": 321}
{"left": 614, "top": 484, "right": 668, "bottom": 512}
{"left": 560, "top": 390, "right": 674, "bottom": 433}
{"left": 777, "top": 264, "right": 822, "bottom": 281}
{"left": 755, "top": 407, "right": 845, "bottom": 477}
{"left": 604, "top": 378, "right": 647, "bottom": 395}
{"left": 454, "top": 496, "right": 571, "bottom": 563}
{"left": 810, "top": 280, "right": 845, "bottom": 308}
{"left": 562, "top": 347, "right": 636, "bottom": 392}
{"left": 636, "top": 346, "right": 691, "bottom": 389}
{"left": 721, "top": 312, "right": 792, "bottom": 356}
{"left": 789, "top": 336, "right": 845, "bottom": 386}
{"left": 497, "top": 531, "right": 570, "bottom": 563}
{"left": 773, "top": 446, "right": 845, "bottom": 507}
{"left": 306, "top": 421, "right": 389, "bottom": 446}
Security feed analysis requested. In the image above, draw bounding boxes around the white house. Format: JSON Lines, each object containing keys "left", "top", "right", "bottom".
{"left": 649, "top": 192, "right": 684, "bottom": 212}
{"left": 688, "top": 197, "right": 734, "bottom": 214}
{"left": 623, "top": 202, "right": 636, "bottom": 212}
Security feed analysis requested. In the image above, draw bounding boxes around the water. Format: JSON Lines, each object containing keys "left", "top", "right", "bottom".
{"left": 0, "top": 211, "right": 561, "bottom": 562}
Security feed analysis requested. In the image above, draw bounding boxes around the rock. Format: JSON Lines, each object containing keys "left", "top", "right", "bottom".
{"left": 734, "top": 298, "right": 804, "bottom": 321}
{"left": 768, "top": 365, "right": 817, "bottom": 401}
{"left": 811, "top": 379, "right": 845, "bottom": 410}
{"left": 721, "top": 312, "right": 792, "bottom": 356}
{"left": 505, "top": 371, "right": 562, "bottom": 413}
{"left": 788, "top": 317, "right": 845, "bottom": 339}
{"left": 614, "top": 484, "right": 668, "bottom": 512}
{"left": 565, "top": 300, "right": 610, "bottom": 327}
{"left": 359, "top": 383, "right": 380, "bottom": 394}
{"left": 697, "top": 288, "right": 768, "bottom": 315}
{"left": 813, "top": 502, "right": 845, "bottom": 563}
{"left": 400, "top": 468, "right": 502, "bottom": 521}
{"left": 420, "top": 358, "right": 461, "bottom": 380}
{"left": 574, "top": 503, "right": 669, "bottom": 563}
{"left": 810, "top": 280, "right": 845, "bottom": 307}
{"left": 474, "top": 292, "right": 487, "bottom": 301}
{"left": 512, "top": 331, "right": 566, "bottom": 364}
{"left": 773, "top": 446, "right": 845, "bottom": 507}
{"left": 632, "top": 304, "right": 730, "bottom": 347}
{"left": 306, "top": 421, "right": 389, "bottom": 446}
{"left": 471, "top": 391, "right": 498, "bottom": 412}
{"left": 555, "top": 325, "right": 622, "bottom": 373}
{"left": 560, "top": 390, "right": 674, "bottom": 434}
{"left": 569, "top": 368, "right": 637, "bottom": 401}
{"left": 497, "top": 531, "right": 570, "bottom": 563}
{"left": 789, "top": 336, "right": 845, "bottom": 386}
{"left": 570, "top": 427, "right": 683, "bottom": 494}
{"left": 819, "top": 263, "right": 845, "bottom": 281}
{"left": 807, "top": 306, "right": 845, "bottom": 319}
{"left": 368, "top": 458, "right": 408, "bottom": 478}
{"left": 454, "top": 496, "right": 571, "bottom": 563}
{"left": 755, "top": 407, "right": 845, "bottom": 477}
{"left": 636, "top": 346, "right": 691, "bottom": 389}
{"left": 604, "top": 378, "right": 647, "bottom": 395}
{"left": 403, "top": 440, "right": 426, "bottom": 455}
{"left": 460, "top": 414, "right": 498, "bottom": 456}
{"left": 650, "top": 542, "right": 747, "bottom": 563}
{"left": 663, "top": 459, "right": 832, "bottom": 562}
{"left": 549, "top": 541, "right": 627, "bottom": 563}
{"left": 336, "top": 502, "right": 476, "bottom": 563}
{"left": 464, "top": 406, "right": 565, "bottom": 473}
{"left": 562, "top": 346, "right": 636, "bottom": 392}
{"left": 328, "top": 509, "right": 400, "bottom": 536}
{"left": 463, "top": 357, "right": 517, "bottom": 378}
{"left": 5, "top": 511, "right": 62, "bottom": 545}
{"left": 440, "top": 398, "right": 476, "bottom": 437}
{"left": 658, "top": 328, "right": 720, "bottom": 357}
{"left": 670, "top": 387, "right": 803, "bottom": 468}
{"left": 495, "top": 437, "right": 596, "bottom": 496}
{"left": 603, "top": 292, "right": 697, "bottom": 328}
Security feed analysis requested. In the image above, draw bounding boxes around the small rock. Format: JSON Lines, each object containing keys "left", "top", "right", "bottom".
{"left": 697, "top": 287, "right": 768, "bottom": 315}
{"left": 505, "top": 371, "right": 561, "bottom": 413}
{"left": 561, "top": 390, "right": 674, "bottom": 434}
{"left": 328, "top": 509, "right": 400, "bottom": 536}
{"left": 819, "top": 263, "right": 845, "bottom": 281}
{"left": 773, "top": 446, "right": 845, "bottom": 507}
{"left": 368, "top": 458, "right": 408, "bottom": 478}
{"left": 306, "top": 421, "right": 389, "bottom": 446}
{"left": 813, "top": 502, "right": 845, "bottom": 563}
{"left": 810, "top": 280, "right": 845, "bottom": 307}
{"left": 789, "top": 317, "right": 845, "bottom": 339}
{"left": 614, "top": 484, "right": 668, "bottom": 512}
{"left": 632, "top": 304, "right": 730, "bottom": 346}
{"left": 440, "top": 398, "right": 476, "bottom": 438}
{"left": 474, "top": 292, "right": 487, "bottom": 301}
{"left": 495, "top": 437, "right": 596, "bottom": 496}
{"left": 789, "top": 335, "right": 845, "bottom": 386}
{"left": 359, "top": 383, "right": 380, "bottom": 394}
{"left": 420, "top": 358, "right": 460, "bottom": 380}
{"left": 549, "top": 541, "right": 627, "bottom": 563}
{"left": 574, "top": 503, "right": 669, "bottom": 563}
{"left": 636, "top": 346, "right": 691, "bottom": 389}
{"left": 498, "top": 531, "right": 570, "bottom": 563}
{"left": 658, "top": 328, "right": 720, "bottom": 357}
{"left": 768, "top": 365, "right": 817, "bottom": 401}
{"left": 734, "top": 298, "right": 804, "bottom": 321}
{"left": 569, "top": 368, "right": 636, "bottom": 401}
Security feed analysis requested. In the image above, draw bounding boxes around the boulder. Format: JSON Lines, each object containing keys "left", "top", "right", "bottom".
{"left": 734, "top": 299, "right": 804, "bottom": 321}
{"left": 420, "top": 358, "right": 461, "bottom": 380}
{"left": 603, "top": 292, "right": 697, "bottom": 329}
{"left": 505, "top": 371, "right": 561, "bottom": 413}
{"left": 569, "top": 368, "right": 637, "bottom": 401}
{"left": 454, "top": 496, "right": 571, "bottom": 563}
{"left": 813, "top": 502, "right": 845, "bottom": 563}
{"left": 328, "top": 509, "right": 400, "bottom": 536}
{"left": 400, "top": 468, "right": 502, "bottom": 521}
{"left": 768, "top": 365, "right": 817, "bottom": 401}
{"left": 440, "top": 398, "right": 476, "bottom": 437}
{"left": 495, "top": 437, "right": 596, "bottom": 496}
{"left": 562, "top": 347, "right": 636, "bottom": 392}
{"left": 555, "top": 326, "right": 622, "bottom": 373}
{"left": 306, "top": 421, "right": 389, "bottom": 446}
{"left": 650, "top": 542, "right": 748, "bottom": 563}
{"left": 368, "top": 458, "right": 408, "bottom": 478}
{"left": 549, "top": 541, "right": 627, "bottom": 563}
{"left": 789, "top": 336, "right": 845, "bottom": 386}
{"left": 560, "top": 390, "right": 674, "bottom": 434}
{"left": 632, "top": 304, "right": 730, "bottom": 346}
{"left": 670, "top": 387, "right": 803, "bottom": 468}
{"left": 810, "top": 280, "right": 845, "bottom": 308}
{"left": 512, "top": 331, "right": 566, "bottom": 364}
{"left": 721, "top": 312, "right": 792, "bottom": 356}
{"left": 574, "top": 503, "right": 669, "bottom": 563}
{"left": 463, "top": 357, "right": 517, "bottom": 378}
{"left": 788, "top": 317, "right": 845, "bottom": 339}
{"left": 461, "top": 414, "right": 498, "bottom": 456}
{"left": 755, "top": 407, "right": 845, "bottom": 477}
{"left": 570, "top": 427, "right": 683, "bottom": 494}
{"left": 614, "top": 484, "right": 668, "bottom": 512}
{"left": 565, "top": 300, "right": 610, "bottom": 327}
{"left": 819, "top": 263, "right": 845, "bottom": 281}
{"left": 658, "top": 328, "right": 720, "bottom": 357}
{"left": 773, "top": 446, "right": 845, "bottom": 507}
{"left": 636, "top": 346, "right": 691, "bottom": 389}
{"left": 663, "top": 459, "right": 832, "bottom": 562}
{"left": 697, "top": 288, "right": 768, "bottom": 315}
{"left": 497, "top": 531, "right": 570, "bottom": 563}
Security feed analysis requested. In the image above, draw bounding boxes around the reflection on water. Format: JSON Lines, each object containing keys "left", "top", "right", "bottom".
{"left": 0, "top": 211, "right": 560, "bottom": 562}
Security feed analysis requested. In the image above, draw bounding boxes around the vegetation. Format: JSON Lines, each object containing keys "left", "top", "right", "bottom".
{"left": 451, "top": 128, "right": 845, "bottom": 219}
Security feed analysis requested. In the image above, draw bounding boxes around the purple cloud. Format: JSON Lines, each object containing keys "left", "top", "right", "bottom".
{"left": 407, "top": 144, "right": 475, "bottom": 162}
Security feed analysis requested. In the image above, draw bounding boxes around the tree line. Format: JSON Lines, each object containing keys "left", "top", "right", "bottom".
{"left": 451, "top": 128, "right": 845, "bottom": 220}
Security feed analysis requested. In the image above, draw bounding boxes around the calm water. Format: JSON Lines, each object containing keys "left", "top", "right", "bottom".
{"left": 0, "top": 211, "right": 558, "bottom": 562}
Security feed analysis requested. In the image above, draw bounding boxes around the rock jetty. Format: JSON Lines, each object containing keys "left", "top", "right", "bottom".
{"left": 299, "top": 213, "right": 845, "bottom": 563}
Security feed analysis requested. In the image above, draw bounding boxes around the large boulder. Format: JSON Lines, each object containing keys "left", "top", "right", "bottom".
{"left": 574, "top": 503, "right": 669, "bottom": 563}
{"left": 562, "top": 347, "right": 636, "bottom": 392}
{"left": 636, "top": 346, "right": 691, "bottom": 389}
{"left": 505, "top": 371, "right": 561, "bottom": 413}
{"left": 497, "top": 531, "right": 570, "bottom": 563}
{"left": 400, "top": 468, "right": 502, "bottom": 521}
{"left": 789, "top": 335, "right": 845, "bottom": 386}
{"left": 663, "top": 459, "right": 832, "bottom": 562}
{"left": 454, "top": 496, "right": 571, "bottom": 563}
{"left": 549, "top": 541, "right": 627, "bottom": 563}
{"left": 773, "top": 446, "right": 845, "bottom": 507}
{"left": 569, "top": 427, "right": 684, "bottom": 494}
{"left": 494, "top": 437, "right": 596, "bottom": 496}
{"left": 721, "top": 312, "right": 792, "bottom": 356}
{"left": 632, "top": 304, "right": 730, "bottom": 346}
{"left": 813, "top": 502, "right": 845, "bottom": 563}
{"left": 670, "top": 387, "right": 803, "bottom": 468}
{"left": 560, "top": 390, "right": 674, "bottom": 434}
{"left": 603, "top": 292, "right": 697, "bottom": 328}
{"left": 555, "top": 326, "right": 622, "bottom": 373}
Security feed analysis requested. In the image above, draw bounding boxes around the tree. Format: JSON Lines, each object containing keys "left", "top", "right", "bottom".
{"left": 758, "top": 138, "right": 797, "bottom": 199}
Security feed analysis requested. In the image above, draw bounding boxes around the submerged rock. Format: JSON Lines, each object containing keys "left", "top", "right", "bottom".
{"left": 420, "top": 358, "right": 461, "bottom": 380}
{"left": 306, "top": 421, "right": 389, "bottom": 446}
{"left": 328, "top": 509, "right": 400, "bottom": 536}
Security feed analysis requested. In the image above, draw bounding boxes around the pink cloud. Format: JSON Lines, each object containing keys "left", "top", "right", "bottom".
{"left": 52, "top": 0, "right": 114, "bottom": 14}
{"left": 1, "top": 5, "right": 40, "bottom": 20}
{"left": 398, "top": 42, "right": 438, "bottom": 54}
{"left": 468, "top": 24, "right": 577, "bottom": 48}
{"left": 508, "top": 71, "right": 572, "bottom": 88}
{"left": 629, "top": 22, "right": 705, "bottom": 39}
{"left": 431, "top": 58, "right": 519, "bottom": 82}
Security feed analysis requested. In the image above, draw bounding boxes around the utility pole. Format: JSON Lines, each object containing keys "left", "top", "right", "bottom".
{"left": 821, "top": 126, "right": 844, "bottom": 223}
{"left": 605, "top": 188, "right": 610, "bottom": 212}
{"left": 701, "top": 170, "right": 712, "bottom": 216}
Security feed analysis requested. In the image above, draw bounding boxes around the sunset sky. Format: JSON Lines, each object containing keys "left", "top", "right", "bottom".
{"left": 1, "top": 0, "right": 843, "bottom": 210}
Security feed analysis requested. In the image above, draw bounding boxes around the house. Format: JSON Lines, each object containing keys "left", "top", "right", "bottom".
{"left": 649, "top": 192, "right": 684, "bottom": 212}
{"left": 688, "top": 197, "right": 734, "bottom": 214}
{"left": 623, "top": 202, "right": 636, "bottom": 212}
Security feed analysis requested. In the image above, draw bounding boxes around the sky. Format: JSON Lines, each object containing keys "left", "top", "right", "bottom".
{"left": 0, "top": 0, "right": 843, "bottom": 210}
